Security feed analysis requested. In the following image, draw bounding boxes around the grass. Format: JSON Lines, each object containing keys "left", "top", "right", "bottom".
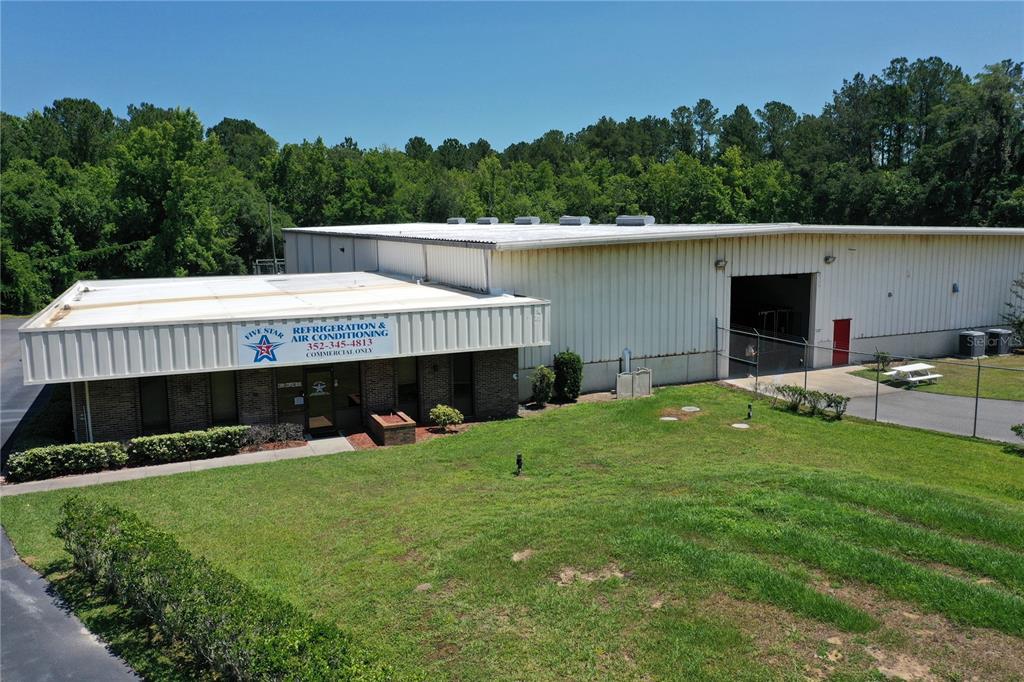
{"left": 852, "top": 354, "right": 1024, "bottom": 401}
{"left": 3, "top": 383, "right": 1024, "bottom": 680}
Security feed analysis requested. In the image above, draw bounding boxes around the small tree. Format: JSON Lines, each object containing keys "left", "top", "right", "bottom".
{"left": 553, "top": 350, "right": 583, "bottom": 402}
{"left": 1003, "top": 273, "right": 1024, "bottom": 348}
{"left": 1012, "top": 423, "right": 1024, "bottom": 444}
{"left": 429, "top": 404, "right": 464, "bottom": 432}
{"left": 874, "top": 351, "right": 893, "bottom": 371}
{"left": 531, "top": 365, "right": 555, "bottom": 406}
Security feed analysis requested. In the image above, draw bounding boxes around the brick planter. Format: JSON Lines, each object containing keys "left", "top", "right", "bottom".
{"left": 368, "top": 411, "right": 416, "bottom": 446}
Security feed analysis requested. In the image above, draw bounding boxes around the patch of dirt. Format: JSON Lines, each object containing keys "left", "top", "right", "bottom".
{"left": 511, "top": 548, "right": 536, "bottom": 563}
{"left": 554, "top": 563, "right": 630, "bottom": 586}
{"left": 414, "top": 582, "right": 433, "bottom": 592}
{"left": 518, "top": 391, "right": 615, "bottom": 417}
{"left": 394, "top": 548, "right": 425, "bottom": 564}
{"left": 866, "top": 647, "right": 937, "bottom": 681}
{"left": 658, "top": 407, "right": 703, "bottom": 422}
{"left": 810, "top": 575, "right": 1024, "bottom": 681}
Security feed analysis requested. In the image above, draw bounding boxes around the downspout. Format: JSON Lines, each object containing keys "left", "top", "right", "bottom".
{"left": 84, "top": 382, "right": 95, "bottom": 442}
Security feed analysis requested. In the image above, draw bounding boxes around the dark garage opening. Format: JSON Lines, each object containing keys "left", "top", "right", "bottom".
{"left": 729, "top": 273, "right": 814, "bottom": 376}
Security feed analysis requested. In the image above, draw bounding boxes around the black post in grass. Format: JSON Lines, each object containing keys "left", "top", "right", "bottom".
{"left": 874, "top": 347, "right": 880, "bottom": 422}
{"left": 972, "top": 360, "right": 981, "bottom": 438}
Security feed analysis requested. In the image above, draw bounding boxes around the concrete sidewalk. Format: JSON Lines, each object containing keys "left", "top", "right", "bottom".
{"left": 0, "top": 436, "right": 353, "bottom": 497}
{"left": 1, "top": 529, "right": 137, "bottom": 681}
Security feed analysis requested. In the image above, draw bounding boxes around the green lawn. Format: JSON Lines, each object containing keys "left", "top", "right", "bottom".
{"left": 852, "top": 354, "right": 1024, "bottom": 401}
{"left": 4, "top": 384, "right": 1024, "bottom": 681}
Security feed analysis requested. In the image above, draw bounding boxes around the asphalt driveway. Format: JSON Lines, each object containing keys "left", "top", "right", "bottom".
{"left": 727, "top": 366, "right": 1023, "bottom": 443}
{"left": 1, "top": 316, "right": 42, "bottom": 450}
{"left": 0, "top": 529, "right": 136, "bottom": 681}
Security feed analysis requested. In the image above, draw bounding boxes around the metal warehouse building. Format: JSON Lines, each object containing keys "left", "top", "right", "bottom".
{"left": 283, "top": 220, "right": 1024, "bottom": 399}
{"left": 18, "top": 219, "right": 1024, "bottom": 441}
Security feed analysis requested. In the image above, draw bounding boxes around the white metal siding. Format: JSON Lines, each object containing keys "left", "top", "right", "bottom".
{"left": 378, "top": 241, "right": 426, "bottom": 278}
{"left": 424, "top": 246, "right": 489, "bottom": 291}
{"left": 21, "top": 302, "right": 550, "bottom": 384}
{"left": 354, "top": 239, "right": 378, "bottom": 270}
{"left": 489, "top": 233, "right": 1024, "bottom": 371}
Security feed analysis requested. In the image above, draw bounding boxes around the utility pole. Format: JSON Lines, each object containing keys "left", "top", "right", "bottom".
{"left": 267, "top": 201, "right": 278, "bottom": 273}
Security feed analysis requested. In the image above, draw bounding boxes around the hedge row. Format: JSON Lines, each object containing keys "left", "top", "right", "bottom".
{"left": 765, "top": 384, "right": 851, "bottom": 419}
{"left": 6, "top": 423, "right": 301, "bottom": 483}
{"left": 56, "top": 498, "right": 391, "bottom": 681}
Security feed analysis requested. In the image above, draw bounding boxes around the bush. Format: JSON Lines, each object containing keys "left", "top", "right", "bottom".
{"left": 6, "top": 442, "right": 127, "bottom": 482}
{"left": 874, "top": 351, "right": 893, "bottom": 371}
{"left": 805, "top": 390, "right": 827, "bottom": 415}
{"left": 776, "top": 385, "right": 806, "bottom": 412}
{"left": 553, "top": 350, "right": 583, "bottom": 402}
{"left": 241, "top": 422, "right": 305, "bottom": 448}
{"left": 531, "top": 365, "right": 555, "bottom": 406}
{"left": 56, "top": 498, "right": 390, "bottom": 681}
{"left": 428, "top": 404, "right": 464, "bottom": 432}
{"left": 1013, "top": 424, "right": 1024, "bottom": 442}
{"left": 126, "top": 426, "right": 248, "bottom": 466}
{"left": 825, "top": 393, "right": 851, "bottom": 419}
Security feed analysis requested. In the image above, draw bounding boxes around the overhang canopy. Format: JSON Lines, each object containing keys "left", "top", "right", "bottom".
{"left": 19, "top": 272, "right": 550, "bottom": 384}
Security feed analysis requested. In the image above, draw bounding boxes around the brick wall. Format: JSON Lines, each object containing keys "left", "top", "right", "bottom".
{"left": 361, "top": 359, "right": 396, "bottom": 419}
{"left": 73, "top": 378, "right": 142, "bottom": 442}
{"left": 168, "top": 374, "right": 212, "bottom": 432}
{"left": 472, "top": 349, "right": 519, "bottom": 419}
{"left": 237, "top": 369, "right": 276, "bottom": 424}
{"left": 418, "top": 355, "right": 453, "bottom": 423}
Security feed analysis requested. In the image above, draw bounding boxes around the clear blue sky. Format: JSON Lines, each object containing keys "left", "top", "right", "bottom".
{"left": 2, "top": 2, "right": 1021, "bottom": 150}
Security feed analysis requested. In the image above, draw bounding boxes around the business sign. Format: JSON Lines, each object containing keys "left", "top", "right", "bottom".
{"left": 237, "top": 318, "right": 396, "bottom": 366}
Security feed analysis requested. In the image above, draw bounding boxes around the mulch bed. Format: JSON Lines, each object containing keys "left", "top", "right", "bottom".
{"left": 238, "top": 440, "right": 306, "bottom": 454}
{"left": 347, "top": 424, "right": 471, "bottom": 450}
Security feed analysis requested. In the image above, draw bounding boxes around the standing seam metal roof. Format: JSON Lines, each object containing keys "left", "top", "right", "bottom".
{"left": 284, "top": 222, "right": 1024, "bottom": 250}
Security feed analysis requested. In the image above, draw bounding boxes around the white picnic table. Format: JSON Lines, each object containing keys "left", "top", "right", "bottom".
{"left": 883, "top": 362, "right": 943, "bottom": 386}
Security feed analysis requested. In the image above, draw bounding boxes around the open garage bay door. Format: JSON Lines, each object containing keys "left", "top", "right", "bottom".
{"left": 729, "top": 273, "right": 814, "bottom": 377}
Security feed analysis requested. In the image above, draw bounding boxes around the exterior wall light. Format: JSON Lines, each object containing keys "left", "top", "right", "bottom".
{"left": 824, "top": 255, "right": 837, "bottom": 264}
{"left": 714, "top": 258, "right": 728, "bottom": 270}
{"left": 952, "top": 282, "right": 960, "bottom": 293}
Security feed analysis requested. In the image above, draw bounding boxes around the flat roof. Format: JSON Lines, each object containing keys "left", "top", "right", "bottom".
{"left": 286, "top": 222, "right": 1024, "bottom": 250}
{"left": 22, "top": 272, "right": 543, "bottom": 331}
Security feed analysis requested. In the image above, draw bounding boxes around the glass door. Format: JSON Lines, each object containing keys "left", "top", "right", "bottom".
{"left": 304, "top": 367, "right": 335, "bottom": 433}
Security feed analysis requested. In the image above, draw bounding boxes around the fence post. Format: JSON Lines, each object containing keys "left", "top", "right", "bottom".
{"left": 803, "top": 336, "right": 809, "bottom": 391}
{"left": 873, "top": 346, "right": 880, "bottom": 422}
{"left": 972, "top": 359, "right": 981, "bottom": 438}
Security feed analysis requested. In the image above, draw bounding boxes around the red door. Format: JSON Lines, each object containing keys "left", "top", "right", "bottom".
{"left": 832, "top": 319, "right": 851, "bottom": 365}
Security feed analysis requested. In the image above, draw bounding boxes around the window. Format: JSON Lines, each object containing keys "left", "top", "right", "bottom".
{"left": 396, "top": 357, "right": 419, "bottom": 420}
{"left": 210, "top": 372, "right": 238, "bottom": 425}
{"left": 452, "top": 353, "right": 473, "bottom": 416}
{"left": 140, "top": 376, "right": 169, "bottom": 434}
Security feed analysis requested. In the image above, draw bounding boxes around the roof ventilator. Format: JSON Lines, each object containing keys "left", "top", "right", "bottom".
{"left": 447, "top": 217, "right": 467, "bottom": 224}
{"left": 477, "top": 217, "right": 499, "bottom": 225}
{"left": 616, "top": 215, "right": 656, "bottom": 226}
{"left": 559, "top": 215, "right": 591, "bottom": 226}
{"left": 514, "top": 216, "right": 541, "bottom": 225}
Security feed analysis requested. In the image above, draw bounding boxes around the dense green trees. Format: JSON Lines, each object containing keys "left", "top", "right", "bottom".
{"left": 2, "top": 56, "right": 1022, "bottom": 313}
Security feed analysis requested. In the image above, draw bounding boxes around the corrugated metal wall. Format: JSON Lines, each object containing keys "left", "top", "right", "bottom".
{"left": 489, "top": 233, "right": 1023, "bottom": 371}
{"left": 20, "top": 303, "right": 550, "bottom": 384}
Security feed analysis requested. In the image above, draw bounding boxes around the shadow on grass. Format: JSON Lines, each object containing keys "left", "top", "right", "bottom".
{"left": 40, "top": 559, "right": 216, "bottom": 681}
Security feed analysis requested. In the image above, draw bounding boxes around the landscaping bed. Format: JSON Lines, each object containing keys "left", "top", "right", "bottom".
{"left": 3, "top": 384, "right": 1023, "bottom": 680}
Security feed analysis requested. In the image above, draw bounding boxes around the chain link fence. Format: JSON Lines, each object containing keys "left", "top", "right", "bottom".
{"left": 717, "top": 325, "right": 1024, "bottom": 444}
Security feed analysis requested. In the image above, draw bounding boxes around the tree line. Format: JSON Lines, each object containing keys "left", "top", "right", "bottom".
{"left": 2, "top": 56, "right": 1021, "bottom": 313}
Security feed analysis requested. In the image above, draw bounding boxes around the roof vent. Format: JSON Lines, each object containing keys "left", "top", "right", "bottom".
{"left": 477, "top": 216, "right": 499, "bottom": 225}
{"left": 559, "top": 215, "right": 591, "bottom": 226}
{"left": 616, "top": 215, "right": 656, "bottom": 226}
{"left": 514, "top": 216, "right": 540, "bottom": 225}
{"left": 447, "top": 217, "right": 466, "bottom": 224}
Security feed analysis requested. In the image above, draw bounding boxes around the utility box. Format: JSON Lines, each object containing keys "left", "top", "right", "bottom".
{"left": 958, "top": 330, "right": 986, "bottom": 358}
{"left": 615, "top": 368, "right": 653, "bottom": 399}
{"left": 985, "top": 328, "right": 1013, "bottom": 356}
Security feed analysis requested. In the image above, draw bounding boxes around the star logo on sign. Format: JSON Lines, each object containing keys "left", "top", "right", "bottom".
{"left": 245, "top": 334, "right": 284, "bottom": 363}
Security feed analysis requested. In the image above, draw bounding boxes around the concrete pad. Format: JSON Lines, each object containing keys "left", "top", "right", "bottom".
{"left": 725, "top": 365, "right": 899, "bottom": 399}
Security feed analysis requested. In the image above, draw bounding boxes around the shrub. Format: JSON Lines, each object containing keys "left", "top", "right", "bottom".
{"left": 531, "top": 365, "right": 555, "bottom": 406}
{"left": 553, "top": 350, "right": 583, "bottom": 402}
{"left": 1013, "top": 424, "right": 1024, "bottom": 442}
{"left": 825, "top": 393, "right": 851, "bottom": 419}
{"left": 874, "top": 351, "right": 893, "bottom": 371}
{"left": 126, "top": 426, "right": 248, "bottom": 466}
{"left": 776, "top": 385, "right": 806, "bottom": 412}
{"left": 6, "top": 442, "right": 127, "bottom": 483}
{"left": 242, "top": 422, "right": 305, "bottom": 448}
{"left": 55, "top": 498, "right": 390, "bottom": 680}
{"left": 428, "top": 404, "right": 464, "bottom": 432}
{"left": 805, "top": 390, "right": 827, "bottom": 415}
